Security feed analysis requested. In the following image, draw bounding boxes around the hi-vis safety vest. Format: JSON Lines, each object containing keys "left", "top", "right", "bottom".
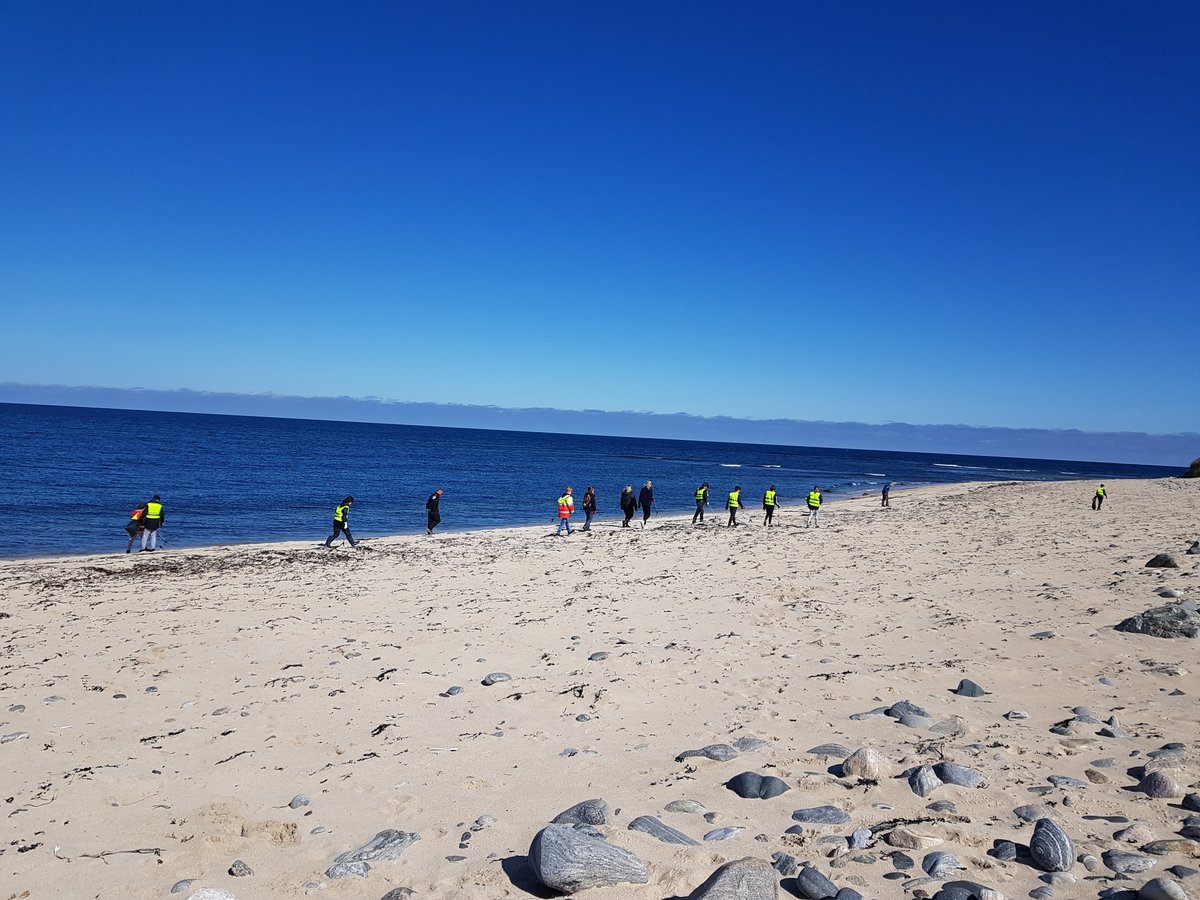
{"left": 334, "top": 504, "right": 349, "bottom": 522}
{"left": 764, "top": 490, "right": 777, "bottom": 507}
{"left": 728, "top": 491, "right": 740, "bottom": 508}
{"left": 1096, "top": 486, "right": 1105, "bottom": 496}
{"left": 130, "top": 508, "right": 144, "bottom": 521}
{"left": 695, "top": 487, "right": 707, "bottom": 501}
{"left": 145, "top": 501, "right": 163, "bottom": 520}
{"left": 807, "top": 491, "right": 821, "bottom": 508}
{"left": 557, "top": 496, "right": 573, "bottom": 518}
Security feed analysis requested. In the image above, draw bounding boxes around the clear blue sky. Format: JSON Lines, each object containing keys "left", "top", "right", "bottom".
{"left": 2, "top": 2, "right": 1196, "bottom": 434}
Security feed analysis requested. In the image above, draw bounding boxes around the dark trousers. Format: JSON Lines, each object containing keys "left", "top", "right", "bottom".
{"left": 882, "top": 493, "right": 890, "bottom": 507}
{"left": 763, "top": 506, "right": 774, "bottom": 525}
{"left": 727, "top": 507, "right": 738, "bottom": 526}
{"left": 622, "top": 507, "right": 634, "bottom": 526}
{"left": 1092, "top": 494, "right": 1103, "bottom": 510}
{"left": 427, "top": 511, "right": 441, "bottom": 532}
{"left": 642, "top": 507, "right": 652, "bottom": 524}
{"left": 325, "top": 521, "right": 355, "bottom": 546}
{"left": 583, "top": 509, "right": 595, "bottom": 530}
{"left": 693, "top": 500, "right": 705, "bottom": 523}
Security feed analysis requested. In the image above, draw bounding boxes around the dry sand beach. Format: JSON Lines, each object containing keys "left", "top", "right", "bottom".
{"left": 2, "top": 478, "right": 1198, "bottom": 900}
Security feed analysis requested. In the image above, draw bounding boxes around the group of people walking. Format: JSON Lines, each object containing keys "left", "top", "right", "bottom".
{"left": 121, "top": 480, "right": 1114, "bottom": 553}
{"left": 555, "top": 482, "right": 829, "bottom": 535}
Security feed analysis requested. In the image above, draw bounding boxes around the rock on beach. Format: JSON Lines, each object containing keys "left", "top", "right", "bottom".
{"left": 684, "top": 856, "right": 777, "bottom": 899}
{"left": 528, "top": 823, "right": 649, "bottom": 893}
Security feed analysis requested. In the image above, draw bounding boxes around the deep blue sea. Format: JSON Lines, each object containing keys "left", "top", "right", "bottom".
{"left": 0, "top": 403, "right": 1178, "bottom": 559}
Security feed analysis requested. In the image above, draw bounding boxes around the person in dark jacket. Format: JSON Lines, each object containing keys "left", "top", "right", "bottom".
{"left": 582, "top": 486, "right": 597, "bottom": 531}
{"left": 620, "top": 485, "right": 637, "bottom": 527}
{"left": 324, "top": 496, "right": 358, "bottom": 547}
{"left": 124, "top": 502, "right": 146, "bottom": 554}
{"left": 638, "top": 481, "right": 654, "bottom": 528}
{"left": 426, "top": 488, "right": 443, "bottom": 534}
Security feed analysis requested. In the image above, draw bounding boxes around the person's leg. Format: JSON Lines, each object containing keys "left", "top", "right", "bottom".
{"left": 692, "top": 502, "right": 700, "bottom": 524}
{"left": 149, "top": 527, "right": 158, "bottom": 549}
{"left": 141, "top": 528, "right": 150, "bottom": 549}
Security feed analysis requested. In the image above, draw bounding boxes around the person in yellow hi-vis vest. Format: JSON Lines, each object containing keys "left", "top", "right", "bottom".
{"left": 555, "top": 486, "right": 575, "bottom": 536}
{"left": 324, "top": 497, "right": 358, "bottom": 548}
{"left": 805, "top": 486, "right": 822, "bottom": 528}
{"left": 1091, "top": 483, "right": 1107, "bottom": 511}
{"left": 726, "top": 485, "right": 742, "bottom": 527}
{"left": 762, "top": 485, "right": 780, "bottom": 527}
{"left": 140, "top": 496, "right": 164, "bottom": 551}
{"left": 692, "top": 482, "right": 709, "bottom": 525}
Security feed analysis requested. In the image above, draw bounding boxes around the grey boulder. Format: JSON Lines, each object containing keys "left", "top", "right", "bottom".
{"left": 1030, "top": 817, "right": 1074, "bottom": 872}
{"left": 677, "top": 743, "right": 740, "bottom": 763}
{"left": 685, "top": 856, "right": 777, "bottom": 899}
{"left": 791, "top": 805, "right": 850, "bottom": 825}
{"left": 790, "top": 865, "right": 838, "bottom": 899}
{"left": 552, "top": 799, "right": 611, "bottom": 826}
{"left": 885, "top": 700, "right": 930, "bottom": 719}
{"left": 325, "top": 830, "right": 420, "bottom": 878}
{"left": 1146, "top": 554, "right": 1180, "bottom": 568}
{"left": 1139, "top": 878, "right": 1190, "bottom": 900}
{"left": 923, "top": 851, "right": 964, "bottom": 877}
{"left": 528, "top": 823, "right": 649, "bottom": 893}
{"left": 951, "top": 678, "right": 988, "bottom": 697}
{"left": 934, "top": 762, "right": 983, "bottom": 788}
{"left": 907, "top": 765, "right": 943, "bottom": 797}
{"left": 726, "top": 771, "right": 790, "bottom": 799}
{"left": 1104, "top": 849, "right": 1157, "bottom": 874}
{"left": 627, "top": 815, "right": 700, "bottom": 846}
{"left": 1116, "top": 601, "right": 1200, "bottom": 639}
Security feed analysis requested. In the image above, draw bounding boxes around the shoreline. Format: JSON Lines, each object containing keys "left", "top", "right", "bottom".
{"left": 2, "top": 476, "right": 1197, "bottom": 899}
{"left": 0, "top": 480, "right": 1020, "bottom": 565}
